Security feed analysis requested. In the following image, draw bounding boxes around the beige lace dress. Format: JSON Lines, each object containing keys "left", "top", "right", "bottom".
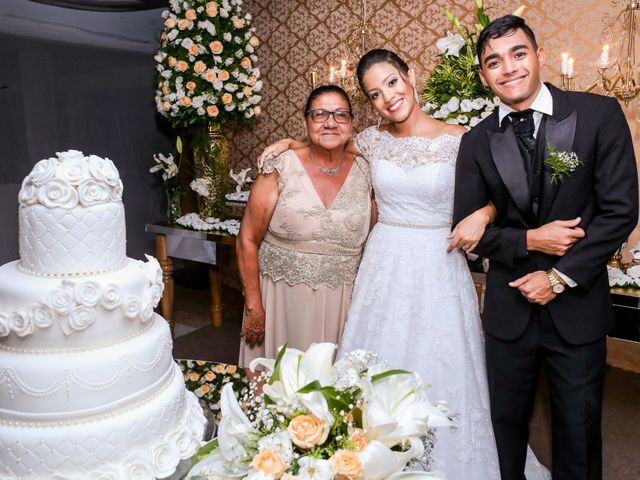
{"left": 239, "top": 149, "right": 372, "bottom": 367}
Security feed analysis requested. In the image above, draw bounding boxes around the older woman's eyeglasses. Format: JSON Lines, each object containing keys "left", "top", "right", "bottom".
{"left": 305, "top": 109, "right": 353, "bottom": 124}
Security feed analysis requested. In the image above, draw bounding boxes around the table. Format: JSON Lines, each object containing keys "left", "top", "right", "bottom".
{"left": 146, "top": 222, "right": 237, "bottom": 336}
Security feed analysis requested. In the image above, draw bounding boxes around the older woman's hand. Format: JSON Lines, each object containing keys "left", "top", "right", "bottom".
{"left": 240, "top": 307, "right": 266, "bottom": 347}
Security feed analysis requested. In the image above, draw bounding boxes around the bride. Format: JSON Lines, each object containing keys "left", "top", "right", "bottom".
{"left": 259, "top": 49, "right": 549, "bottom": 479}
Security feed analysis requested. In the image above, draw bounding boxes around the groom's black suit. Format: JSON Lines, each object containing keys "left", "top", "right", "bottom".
{"left": 453, "top": 84, "right": 638, "bottom": 479}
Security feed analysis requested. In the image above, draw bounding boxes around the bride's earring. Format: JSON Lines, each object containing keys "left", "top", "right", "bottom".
{"left": 376, "top": 114, "right": 383, "bottom": 128}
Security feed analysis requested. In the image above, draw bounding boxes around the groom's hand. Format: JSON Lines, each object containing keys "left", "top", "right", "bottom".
{"left": 526, "top": 217, "right": 585, "bottom": 256}
{"left": 509, "top": 271, "right": 557, "bottom": 305}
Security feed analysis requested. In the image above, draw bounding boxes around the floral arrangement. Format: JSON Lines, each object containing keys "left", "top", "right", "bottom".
{"left": 176, "top": 212, "right": 241, "bottom": 234}
{"left": 154, "top": 0, "right": 263, "bottom": 130}
{"left": 185, "top": 343, "right": 454, "bottom": 480}
{"left": 421, "top": 1, "right": 525, "bottom": 127}
{"left": 545, "top": 145, "right": 581, "bottom": 185}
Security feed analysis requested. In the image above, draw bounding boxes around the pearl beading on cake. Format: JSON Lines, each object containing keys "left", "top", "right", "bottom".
{"left": 17, "top": 259, "right": 128, "bottom": 278}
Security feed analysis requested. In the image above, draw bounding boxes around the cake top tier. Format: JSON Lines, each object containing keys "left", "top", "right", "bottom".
{"left": 19, "top": 150, "right": 123, "bottom": 209}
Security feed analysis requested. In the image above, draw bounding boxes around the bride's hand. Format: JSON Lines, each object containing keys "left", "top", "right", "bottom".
{"left": 447, "top": 202, "right": 496, "bottom": 253}
{"left": 257, "top": 138, "right": 300, "bottom": 172}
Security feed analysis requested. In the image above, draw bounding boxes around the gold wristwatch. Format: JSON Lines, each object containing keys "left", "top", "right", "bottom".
{"left": 546, "top": 270, "right": 565, "bottom": 294}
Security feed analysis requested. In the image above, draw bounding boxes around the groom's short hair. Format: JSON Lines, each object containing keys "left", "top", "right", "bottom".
{"left": 477, "top": 15, "right": 539, "bottom": 60}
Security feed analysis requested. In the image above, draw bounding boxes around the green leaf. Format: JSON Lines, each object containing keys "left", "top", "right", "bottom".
{"left": 371, "top": 369, "right": 412, "bottom": 383}
{"left": 268, "top": 343, "right": 288, "bottom": 385}
{"left": 192, "top": 438, "right": 219, "bottom": 464}
{"left": 297, "top": 380, "right": 323, "bottom": 394}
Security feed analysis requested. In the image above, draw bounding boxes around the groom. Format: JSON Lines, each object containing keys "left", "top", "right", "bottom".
{"left": 453, "top": 15, "right": 638, "bottom": 480}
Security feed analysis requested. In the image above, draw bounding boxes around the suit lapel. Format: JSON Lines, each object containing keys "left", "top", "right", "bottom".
{"left": 487, "top": 117, "right": 531, "bottom": 222}
{"left": 539, "top": 85, "right": 578, "bottom": 221}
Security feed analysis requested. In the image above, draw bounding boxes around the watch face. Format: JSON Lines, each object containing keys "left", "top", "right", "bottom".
{"left": 552, "top": 283, "right": 565, "bottom": 294}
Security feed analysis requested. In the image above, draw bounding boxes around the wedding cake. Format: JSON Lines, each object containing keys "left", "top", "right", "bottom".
{"left": 0, "top": 150, "right": 206, "bottom": 479}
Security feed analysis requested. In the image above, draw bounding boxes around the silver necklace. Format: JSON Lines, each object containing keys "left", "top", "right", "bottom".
{"left": 308, "top": 147, "right": 345, "bottom": 176}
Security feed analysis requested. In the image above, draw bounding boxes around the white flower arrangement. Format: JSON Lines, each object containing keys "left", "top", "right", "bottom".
{"left": 229, "top": 167, "right": 253, "bottom": 193}
{"left": 154, "top": 0, "right": 262, "bottom": 129}
{"left": 191, "top": 177, "right": 213, "bottom": 197}
{"left": 185, "top": 343, "right": 454, "bottom": 480}
{"left": 175, "top": 212, "right": 241, "bottom": 235}
{"left": 150, "top": 153, "right": 179, "bottom": 182}
{"left": 544, "top": 145, "right": 582, "bottom": 185}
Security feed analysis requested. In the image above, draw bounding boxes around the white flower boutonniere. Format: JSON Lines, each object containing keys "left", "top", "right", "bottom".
{"left": 545, "top": 143, "right": 582, "bottom": 185}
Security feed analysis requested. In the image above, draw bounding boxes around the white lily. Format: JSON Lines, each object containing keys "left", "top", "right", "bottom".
{"left": 435, "top": 31, "right": 465, "bottom": 57}
{"left": 190, "top": 177, "right": 212, "bottom": 197}
{"left": 249, "top": 343, "right": 335, "bottom": 424}
{"left": 357, "top": 437, "right": 424, "bottom": 480}
{"left": 150, "top": 153, "right": 178, "bottom": 181}
{"left": 229, "top": 167, "right": 253, "bottom": 193}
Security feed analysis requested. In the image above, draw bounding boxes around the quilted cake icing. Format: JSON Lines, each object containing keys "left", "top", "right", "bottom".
{"left": 0, "top": 151, "right": 206, "bottom": 479}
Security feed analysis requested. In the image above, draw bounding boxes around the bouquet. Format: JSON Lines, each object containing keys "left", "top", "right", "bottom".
{"left": 421, "top": 0, "right": 525, "bottom": 127}
{"left": 154, "top": 0, "right": 263, "bottom": 130}
{"left": 185, "top": 343, "right": 455, "bottom": 480}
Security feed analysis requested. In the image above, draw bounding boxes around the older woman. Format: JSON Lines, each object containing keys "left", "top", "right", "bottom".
{"left": 237, "top": 85, "right": 374, "bottom": 367}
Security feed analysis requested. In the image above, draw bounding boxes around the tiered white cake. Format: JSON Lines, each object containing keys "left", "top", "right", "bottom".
{"left": 0, "top": 150, "right": 206, "bottom": 479}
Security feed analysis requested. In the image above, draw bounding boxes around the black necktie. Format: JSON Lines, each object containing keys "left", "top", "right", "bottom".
{"left": 509, "top": 109, "right": 536, "bottom": 152}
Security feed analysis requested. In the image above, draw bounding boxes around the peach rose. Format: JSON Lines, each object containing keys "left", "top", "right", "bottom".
{"left": 178, "top": 19, "right": 190, "bottom": 30}
{"left": 164, "top": 18, "right": 176, "bottom": 29}
{"left": 196, "top": 360, "right": 207, "bottom": 366}
{"left": 330, "top": 450, "right": 364, "bottom": 480}
{"left": 204, "top": 70, "right": 217, "bottom": 82}
{"left": 167, "top": 56, "right": 177, "bottom": 67}
{"left": 233, "top": 18, "right": 246, "bottom": 29}
{"left": 206, "top": 2, "right": 218, "bottom": 17}
{"left": 162, "top": 101, "right": 171, "bottom": 111}
{"left": 200, "top": 384, "right": 210, "bottom": 394}
{"left": 189, "top": 372, "right": 200, "bottom": 382}
{"left": 177, "top": 61, "right": 189, "bottom": 72}
{"left": 213, "top": 364, "right": 226, "bottom": 373}
{"left": 282, "top": 475, "right": 299, "bottom": 480}
{"left": 194, "top": 61, "right": 207, "bottom": 74}
{"left": 218, "top": 70, "right": 230, "bottom": 81}
{"left": 185, "top": 9, "right": 197, "bottom": 20}
{"left": 161, "top": 32, "right": 168, "bottom": 41}
{"left": 209, "top": 41, "right": 223, "bottom": 54}
{"left": 243, "top": 86, "right": 253, "bottom": 97}
{"left": 287, "top": 415, "right": 330, "bottom": 449}
{"left": 162, "top": 85, "right": 170, "bottom": 95}
{"left": 221, "top": 93, "right": 233, "bottom": 105}
{"left": 226, "top": 365, "right": 237, "bottom": 374}
{"left": 254, "top": 106, "right": 262, "bottom": 116}
{"left": 240, "top": 57, "right": 252, "bottom": 70}
{"left": 207, "top": 105, "right": 219, "bottom": 117}
{"left": 186, "top": 81, "right": 197, "bottom": 91}
{"left": 249, "top": 36, "right": 260, "bottom": 47}
{"left": 204, "top": 371, "right": 216, "bottom": 381}
{"left": 348, "top": 428, "right": 367, "bottom": 451}
{"left": 189, "top": 44, "right": 199, "bottom": 55}
{"left": 251, "top": 448, "right": 286, "bottom": 478}
{"left": 249, "top": 76, "right": 257, "bottom": 85}
{"left": 181, "top": 96, "right": 192, "bottom": 107}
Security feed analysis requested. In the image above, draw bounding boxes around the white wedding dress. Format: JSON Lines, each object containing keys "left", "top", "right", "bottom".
{"left": 338, "top": 127, "right": 550, "bottom": 479}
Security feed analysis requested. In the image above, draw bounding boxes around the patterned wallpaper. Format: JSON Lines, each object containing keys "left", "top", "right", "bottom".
{"left": 228, "top": 0, "right": 640, "bottom": 239}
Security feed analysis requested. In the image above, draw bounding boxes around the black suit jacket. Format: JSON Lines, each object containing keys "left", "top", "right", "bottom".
{"left": 453, "top": 84, "right": 638, "bottom": 345}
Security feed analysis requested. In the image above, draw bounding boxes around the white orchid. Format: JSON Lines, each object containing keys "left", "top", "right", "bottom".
{"left": 190, "top": 177, "right": 212, "bottom": 197}
{"left": 435, "top": 31, "right": 465, "bottom": 57}
{"left": 229, "top": 167, "right": 253, "bottom": 193}
{"left": 150, "top": 153, "right": 178, "bottom": 181}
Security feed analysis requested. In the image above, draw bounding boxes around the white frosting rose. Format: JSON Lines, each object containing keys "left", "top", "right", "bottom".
{"left": 141, "top": 297, "right": 155, "bottom": 323}
{"left": 48, "top": 283, "right": 77, "bottom": 315}
{"left": 150, "top": 285, "right": 163, "bottom": 306}
{"left": 0, "top": 313, "right": 11, "bottom": 337}
{"left": 56, "top": 149, "right": 84, "bottom": 162}
{"left": 168, "top": 427, "right": 200, "bottom": 458}
{"left": 18, "top": 178, "right": 39, "bottom": 205}
{"left": 10, "top": 311, "right": 34, "bottom": 337}
{"left": 124, "top": 460, "right": 155, "bottom": 480}
{"left": 78, "top": 179, "right": 111, "bottom": 206}
{"left": 37, "top": 178, "right": 79, "bottom": 209}
{"left": 149, "top": 443, "right": 180, "bottom": 478}
{"left": 61, "top": 306, "right": 96, "bottom": 336}
{"left": 111, "top": 179, "right": 124, "bottom": 201}
{"left": 27, "top": 302, "right": 56, "bottom": 329}
{"left": 57, "top": 156, "right": 89, "bottom": 186}
{"left": 88, "top": 155, "right": 120, "bottom": 187}
{"left": 123, "top": 296, "right": 142, "bottom": 319}
{"left": 86, "top": 465, "right": 120, "bottom": 480}
{"left": 144, "top": 255, "right": 163, "bottom": 285}
{"left": 100, "top": 284, "right": 122, "bottom": 310}
{"left": 74, "top": 281, "right": 102, "bottom": 307}
{"left": 29, "top": 157, "right": 58, "bottom": 186}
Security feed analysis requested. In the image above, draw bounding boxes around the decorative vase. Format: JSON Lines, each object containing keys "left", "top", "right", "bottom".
{"left": 166, "top": 186, "right": 182, "bottom": 224}
{"left": 192, "top": 122, "right": 230, "bottom": 219}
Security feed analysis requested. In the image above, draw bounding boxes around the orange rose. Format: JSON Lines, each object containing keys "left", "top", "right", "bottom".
{"left": 189, "top": 44, "right": 199, "bottom": 56}
{"left": 209, "top": 41, "right": 223, "bottom": 54}
{"left": 186, "top": 81, "right": 197, "bottom": 91}
{"left": 164, "top": 18, "right": 176, "bottom": 29}
{"left": 348, "top": 428, "right": 367, "bottom": 451}
{"left": 207, "top": 105, "right": 220, "bottom": 117}
{"left": 221, "top": 93, "right": 233, "bottom": 105}
{"left": 177, "top": 61, "right": 189, "bottom": 72}
{"left": 204, "top": 371, "right": 216, "bottom": 381}
{"left": 243, "top": 86, "right": 253, "bottom": 97}
{"left": 185, "top": 9, "right": 197, "bottom": 20}
{"left": 181, "top": 96, "right": 192, "bottom": 107}
{"left": 194, "top": 61, "right": 207, "bottom": 74}
{"left": 249, "top": 36, "right": 260, "bottom": 47}
{"left": 233, "top": 18, "right": 246, "bottom": 29}
{"left": 200, "top": 384, "right": 210, "bottom": 394}
{"left": 167, "top": 56, "right": 177, "bottom": 67}
{"left": 196, "top": 360, "right": 207, "bottom": 366}
{"left": 226, "top": 365, "right": 237, "bottom": 374}
{"left": 250, "top": 448, "right": 286, "bottom": 479}
{"left": 206, "top": 2, "right": 218, "bottom": 17}
{"left": 218, "top": 70, "right": 230, "bottom": 81}
{"left": 204, "top": 70, "right": 217, "bottom": 82}
{"left": 162, "top": 101, "right": 171, "bottom": 111}
{"left": 178, "top": 19, "right": 190, "bottom": 30}
{"left": 254, "top": 106, "right": 262, "bottom": 116}
{"left": 330, "top": 450, "right": 364, "bottom": 480}
{"left": 287, "top": 415, "right": 330, "bottom": 449}
{"left": 189, "top": 372, "right": 200, "bottom": 382}
{"left": 213, "top": 364, "right": 226, "bottom": 373}
{"left": 240, "top": 57, "right": 252, "bottom": 70}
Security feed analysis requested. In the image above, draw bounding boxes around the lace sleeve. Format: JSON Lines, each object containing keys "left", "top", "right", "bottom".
{"left": 354, "top": 127, "right": 378, "bottom": 160}
{"left": 262, "top": 151, "right": 288, "bottom": 175}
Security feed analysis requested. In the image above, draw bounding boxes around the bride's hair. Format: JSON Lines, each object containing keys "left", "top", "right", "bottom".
{"left": 356, "top": 49, "right": 410, "bottom": 95}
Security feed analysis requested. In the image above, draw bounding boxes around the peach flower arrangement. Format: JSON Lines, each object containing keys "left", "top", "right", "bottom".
{"left": 186, "top": 343, "right": 456, "bottom": 480}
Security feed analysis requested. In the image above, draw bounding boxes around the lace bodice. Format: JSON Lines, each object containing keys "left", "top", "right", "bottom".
{"left": 355, "top": 127, "right": 461, "bottom": 226}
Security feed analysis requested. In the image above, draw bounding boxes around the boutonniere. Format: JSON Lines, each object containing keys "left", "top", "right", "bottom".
{"left": 545, "top": 142, "right": 582, "bottom": 185}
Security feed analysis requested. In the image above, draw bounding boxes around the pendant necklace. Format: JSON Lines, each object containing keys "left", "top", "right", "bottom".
{"left": 308, "top": 147, "right": 345, "bottom": 176}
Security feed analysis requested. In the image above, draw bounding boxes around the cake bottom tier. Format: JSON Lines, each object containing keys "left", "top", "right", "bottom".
{"left": 0, "top": 365, "right": 206, "bottom": 480}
